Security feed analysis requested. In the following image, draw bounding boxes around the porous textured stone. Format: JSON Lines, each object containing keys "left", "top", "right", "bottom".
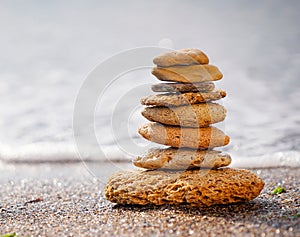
{"left": 141, "top": 90, "right": 226, "bottom": 107}
{"left": 138, "top": 123, "right": 230, "bottom": 149}
{"left": 151, "top": 82, "right": 215, "bottom": 93}
{"left": 133, "top": 147, "right": 231, "bottom": 170}
{"left": 152, "top": 65, "right": 223, "bottom": 83}
{"left": 104, "top": 168, "right": 265, "bottom": 206}
{"left": 153, "top": 48, "right": 209, "bottom": 67}
{"left": 141, "top": 103, "right": 226, "bottom": 127}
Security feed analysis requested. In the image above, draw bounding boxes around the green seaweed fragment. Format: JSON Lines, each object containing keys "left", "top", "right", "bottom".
{"left": 1, "top": 233, "right": 17, "bottom": 237}
{"left": 271, "top": 186, "right": 286, "bottom": 195}
{"left": 291, "top": 213, "right": 300, "bottom": 219}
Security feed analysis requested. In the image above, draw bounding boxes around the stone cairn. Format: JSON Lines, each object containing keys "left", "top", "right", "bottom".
{"left": 105, "top": 49, "right": 264, "bottom": 206}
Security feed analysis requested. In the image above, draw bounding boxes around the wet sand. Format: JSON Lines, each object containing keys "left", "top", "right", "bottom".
{"left": 0, "top": 165, "right": 299, "bottom": 236}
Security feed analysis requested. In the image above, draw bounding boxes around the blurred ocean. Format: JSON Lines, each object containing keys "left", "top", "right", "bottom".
{"left": 0, "top": 0, "right": 299, "bottom": 167}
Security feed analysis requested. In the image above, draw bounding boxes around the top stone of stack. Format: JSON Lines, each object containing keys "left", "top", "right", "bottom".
{"left": 153, "top": 48, "right": 209, "bottom": 67}
{"left": 152, "top": 49, "right": 223, "bottom": 83}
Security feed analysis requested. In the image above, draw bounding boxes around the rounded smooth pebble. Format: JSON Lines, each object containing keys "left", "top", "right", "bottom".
{"left": 153, "top": 48, "right": 209, "bottom": 67}
{"left": 151, "top": 82, "right": 215, "bottom": 93}
{"left": 152, "top": 65, "right": 223, "bottom": 83}
{"left": 141, "top": 103, "right": 226, "bottom": 127}
{"left": 141, "top": 90, "right": 226, "bottom": 107}
{"left": 138, "top": 123, "right": 230, "bottom": 149}
{"left": 133, "top": 147, "right": 231, "bottom": 170}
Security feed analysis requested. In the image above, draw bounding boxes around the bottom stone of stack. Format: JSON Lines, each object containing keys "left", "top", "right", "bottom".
{"left": 105, "top": 168, "right": 264, "bottom": 206}
{"left": 133, "top": 147, "right": 231, "bottom": 170}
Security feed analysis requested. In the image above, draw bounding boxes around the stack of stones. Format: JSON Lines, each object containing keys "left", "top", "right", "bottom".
{"left": 105, "top": 49, "right": 264, "bottom": 206}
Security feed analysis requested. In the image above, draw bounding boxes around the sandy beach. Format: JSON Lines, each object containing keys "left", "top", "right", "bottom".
{"left": 0, "top": 164, "right": 299, "bottom": 237}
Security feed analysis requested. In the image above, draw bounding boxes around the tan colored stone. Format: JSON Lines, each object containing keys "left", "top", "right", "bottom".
{"left": 141, "top": 103, "right": 226, "bottom": 127}
{"left": 141, "top": 90, "right": 226, "bottom": 107}
{"left": 104, "top": 168, "right": 265, "bottom": 206}
{"left": 133, "top": 147, "right": 231, "bottom": 170}
{"left": 138, "top": 123, "right": 230, "bottom": 149}
{"left": 152, "top": 65, "right": 223, "bottom": 83}
{"left": 151, "top": 82, "right": 215, "bottom": 93}
{"left": 153, "top": 48, "right": 209, "bottom": 67}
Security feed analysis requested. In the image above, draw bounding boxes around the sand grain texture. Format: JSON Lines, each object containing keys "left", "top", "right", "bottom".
{"left": 0, "top": 166, "right": 299, "bottom": 237}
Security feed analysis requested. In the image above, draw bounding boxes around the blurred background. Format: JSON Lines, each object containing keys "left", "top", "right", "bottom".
{"left": 0, "top": 0, "right": 299, "bottom": 175}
